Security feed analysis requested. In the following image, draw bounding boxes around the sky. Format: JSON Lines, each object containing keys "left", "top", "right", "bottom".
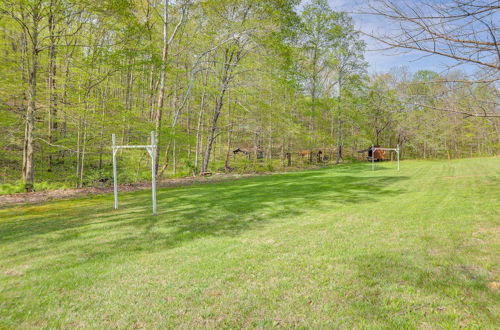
{"left": 327, "top": 0, "right": 477, "bottom": 75}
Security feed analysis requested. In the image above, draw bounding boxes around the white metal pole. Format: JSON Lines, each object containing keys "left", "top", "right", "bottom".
{"left": 397, "top": 144, "right": 400, "bottom": 171}
{"left": 371, "top": 144, "right": 375, "bottom": 171}
{"left": 112, "top": 134, "right": 118, "bottom": 209}
{"left": 151, "top": 131, "right": 157, "bottom": 216}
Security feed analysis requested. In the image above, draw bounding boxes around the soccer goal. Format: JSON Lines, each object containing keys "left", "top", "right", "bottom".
{"left": 112, "top": 131, "right": 157, "bottom": 215}
{"left": 371, "top": 144, "right": 400, "bottom": 171}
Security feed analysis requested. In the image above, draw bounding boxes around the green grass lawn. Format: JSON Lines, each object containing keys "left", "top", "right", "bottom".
{"left": 0, "top": 158, "right": 498, "bottom": 328}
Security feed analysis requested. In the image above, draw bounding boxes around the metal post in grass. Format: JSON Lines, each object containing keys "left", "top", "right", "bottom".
{"left": 112, "top": 134, "right": 118, "bottom": 210}
{"left": 371, "top": 144, "right": 375, "bottom": 171}
{"left": 397, "top": 144, "right": 400, "bottom": 171}
{"left": 150, "top": 131, "right": 157, "bottom": 216}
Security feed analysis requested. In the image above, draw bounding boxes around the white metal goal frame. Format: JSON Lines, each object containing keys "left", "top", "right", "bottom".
{"left": 112, "top": 131, "right": 157, "bottom": 215}
{"left": 371, "top": 144, "right": 400, "bottom": 171}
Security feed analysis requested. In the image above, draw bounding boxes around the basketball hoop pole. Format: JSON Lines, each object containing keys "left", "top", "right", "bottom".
{"left": 112, "top": 134, "right": 118, "bottom": 209}
{"left": 150, "top": 132, "right": 157, "bottom": 216}
{"left": 397, "top": 144, "right": 400, "bottom": 171}
{"left": 371, "top": 144, "right": 375, "bottom": 171}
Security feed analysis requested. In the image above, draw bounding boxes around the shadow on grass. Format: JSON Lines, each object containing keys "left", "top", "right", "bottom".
{"left": 0, "top": 167, "right": 409, "bottom": 270}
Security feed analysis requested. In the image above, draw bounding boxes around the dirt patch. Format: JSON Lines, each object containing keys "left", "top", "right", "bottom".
{"left": 3, "top": 264, "right": 30, "bottom": 276}
{"left": 487, "top": 281, "right": 500, "bottom": 292}
{"left": 0, "top": 173, "right": 263, "bottom": 208}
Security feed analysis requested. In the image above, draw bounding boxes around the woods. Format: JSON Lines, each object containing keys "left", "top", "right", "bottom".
{"left": 0, "top": 0, "right": 498, "bottom": 192}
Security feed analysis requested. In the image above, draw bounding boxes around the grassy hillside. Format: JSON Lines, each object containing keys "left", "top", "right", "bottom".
{"left": 0, "top": 158, "right": 498, "bottom": 328}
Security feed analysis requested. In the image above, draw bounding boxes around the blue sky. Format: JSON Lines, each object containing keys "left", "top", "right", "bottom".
{"left": 327, "top": 0, "right": 477, "bottom": 75}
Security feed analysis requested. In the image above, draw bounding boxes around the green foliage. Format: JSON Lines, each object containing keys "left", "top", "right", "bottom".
{"left": 0, "top": 0, "right": 497, "bottom": 192}
{"left": 183, "top": 159, "right": 198, "bottom": 176}
{"left": 0, "top": 180, "right": 70, "bottom": 194}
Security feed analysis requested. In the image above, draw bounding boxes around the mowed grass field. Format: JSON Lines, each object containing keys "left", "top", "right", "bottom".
{"left": 0, "top": 158, "right": 498, "bottom": 328}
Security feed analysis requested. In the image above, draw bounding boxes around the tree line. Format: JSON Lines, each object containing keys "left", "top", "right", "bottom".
{"left": 0, "top": 0, "right": 498, "bottom": 192}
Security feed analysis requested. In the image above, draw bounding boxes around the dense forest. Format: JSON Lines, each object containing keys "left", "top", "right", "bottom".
{"left": 0, "top": 0, "right": 498, "bottom": 192}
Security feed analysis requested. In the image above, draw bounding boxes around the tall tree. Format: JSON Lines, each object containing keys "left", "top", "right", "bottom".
{"left": 1, "top": 0, "right": 49, "bottom": 191}
{"left": 299, "top": 0, "right": 341, "bottom": 145}
{"left": 330, "top": 13, "right": 366, "bottom": 163}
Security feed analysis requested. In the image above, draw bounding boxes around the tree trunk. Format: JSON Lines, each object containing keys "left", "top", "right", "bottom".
{"left": 47, "top": 0, "right": 57, "bottom": 172}
{"left": 253, "top": 132, "right": 259, "bottom": 166}
{"left": 23, "top": 16, "right": 40, "bottom": 192}
{"left": 79, "top": 120, "right": 87, "bottom": 188}
{"left": 224, "top": 89, "right": 232, "bottom": 171}
{"left": 195, "top": 90, "right": 206, "bottom": 171}
{"left": 186, "top": 102, "right": 191, "bottom": 160}
{"left": 202, "top": 86, "right": 227, "bottom": 173}
{"left": 201, "top": 48, "right": 236, "bottom": 173}
{"left": 267, "top": 113, "right": 273, "bottom": 161}
{"left": 335, "top": 80, "right": 343, "bottom": 164}
{"left": 309, "top": 47, "right": 318, "bottom": 142}
{"left": 148, "top": 64, "right": 156, "bottom": 121}
{"left": 280, "top": 140, "right": 285, "bottom": 167}
{"left": 154, "top": 0, "right": 170, "bottom": 175}
{"left": 173, "top": 139, "right": 177, "bottom": 175}
{"left": 76, "top": 117, "right": 81, "bottom": 187}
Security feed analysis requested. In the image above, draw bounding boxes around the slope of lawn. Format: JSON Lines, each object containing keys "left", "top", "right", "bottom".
{"left": 0, "top": 158, "right": 498, "bottom": 328}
